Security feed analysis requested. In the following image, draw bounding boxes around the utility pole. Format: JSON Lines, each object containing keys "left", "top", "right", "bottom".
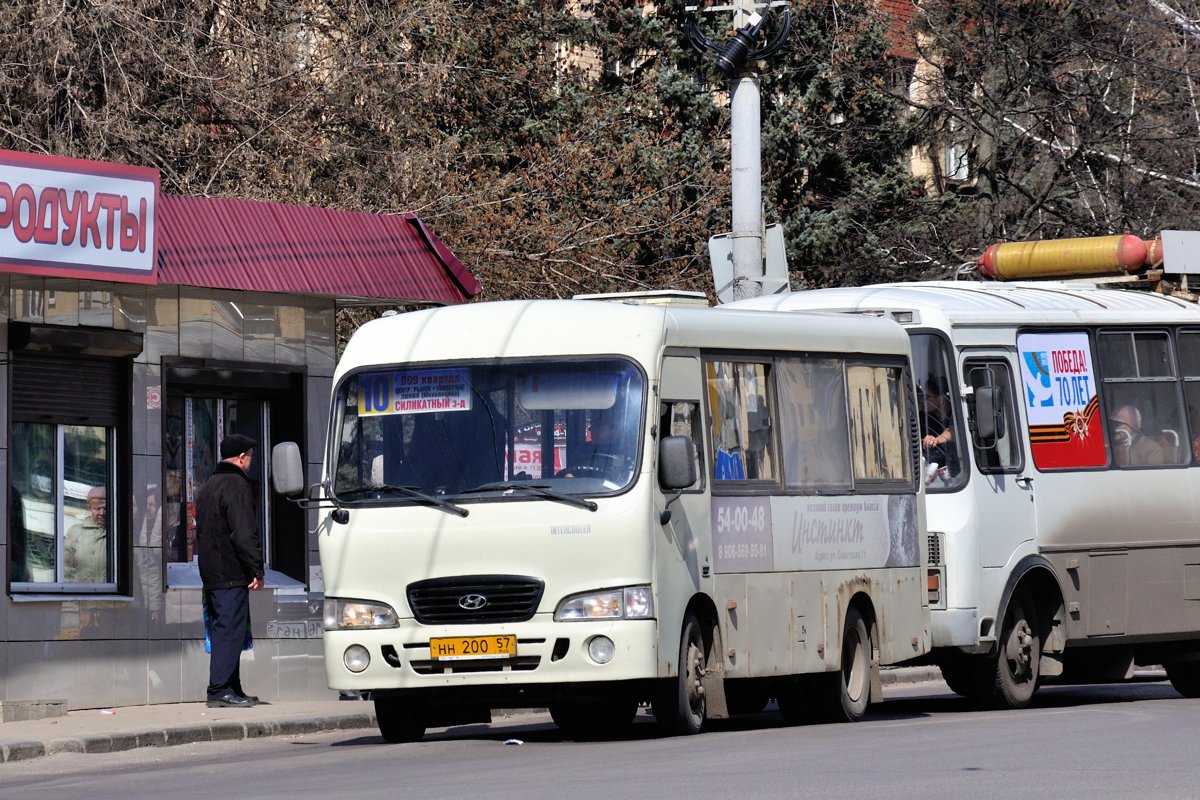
{"left": 685, "top": 3, "right": 791, "bottom": 303}
{"left": 729, "top": 5, "right": 762, "bottom": 301}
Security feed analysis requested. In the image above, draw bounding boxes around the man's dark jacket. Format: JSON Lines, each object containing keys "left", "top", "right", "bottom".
{"left": 196, "top": 460, "right": 263, "bottom": 589}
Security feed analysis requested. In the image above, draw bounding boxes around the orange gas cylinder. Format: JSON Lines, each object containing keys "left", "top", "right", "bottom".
{"left": 977, "top": 234, "right": 1148, "bottom": 280}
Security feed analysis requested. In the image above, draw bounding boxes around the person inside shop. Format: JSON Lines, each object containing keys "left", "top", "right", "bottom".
{"left": 196, "top": 434, "right": 264, "bottom": 708}
{"left": 65, "top": 485, "right": 109, "bottom": 583}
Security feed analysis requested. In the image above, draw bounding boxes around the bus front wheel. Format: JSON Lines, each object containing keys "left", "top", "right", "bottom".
{"left": 984, "top": 587, "right": 1041, "bottom": 709}
{"left": 374, "top": 696, "right": 427, "bottom": 743}
{"left": 653, "top": 613, "right": 707, "bottom": 735}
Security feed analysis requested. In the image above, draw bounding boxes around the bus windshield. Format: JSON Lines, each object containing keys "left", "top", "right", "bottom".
{"left": 331, "top": 359, "right": 646, "bottom": 501}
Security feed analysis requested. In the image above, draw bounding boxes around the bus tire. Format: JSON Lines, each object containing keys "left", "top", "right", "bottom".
{"left": 984, "top": 587, "right": 1041, "bottom": 709}
{"left": 1164, "top": 662, "right": 1200, "bottom": 697}
{"left": 813, "top": 605, "right": 873, "bottom": 723}
{"left": 653, "top": 612, "right": 707, "bottom": 735}
{"left": 374, "top": 696, "right": 426, "bottom": 743}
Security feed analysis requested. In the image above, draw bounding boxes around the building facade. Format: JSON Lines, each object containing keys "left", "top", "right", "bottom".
{"left": 0, "top": 150, "right": 480, "bottom": 709}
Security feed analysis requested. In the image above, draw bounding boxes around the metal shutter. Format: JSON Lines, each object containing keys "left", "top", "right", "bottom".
{"left": 11, "top": 352, "right": 123, "bottom": 426}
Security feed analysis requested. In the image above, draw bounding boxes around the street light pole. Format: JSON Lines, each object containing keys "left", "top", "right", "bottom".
{"left": 730, "top": 61, "right": 763, "bottom": 302}
{"left": 685, "top": 2, "right": 790, "bottom": 303}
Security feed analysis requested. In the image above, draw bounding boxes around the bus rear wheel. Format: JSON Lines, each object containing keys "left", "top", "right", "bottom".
{"left": 653, "top": 612, "right": 707, "bottom": 735}
{"left": 811, "top": 605, "right": 873, "bottom": 723}
{"left": 374, "top": 696, "right": 427, "bottom": 743}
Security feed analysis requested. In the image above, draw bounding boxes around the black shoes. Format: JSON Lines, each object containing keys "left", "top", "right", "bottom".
{"left": 206, "top": 691, "right": 257, "bottom": 708}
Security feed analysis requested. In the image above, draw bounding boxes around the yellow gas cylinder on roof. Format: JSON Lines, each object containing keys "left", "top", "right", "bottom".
{"left": 977, "top": 234, "right": 1149, "bottom": 280}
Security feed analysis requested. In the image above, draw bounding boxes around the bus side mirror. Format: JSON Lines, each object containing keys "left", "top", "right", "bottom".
{"left": 658, "top": 436, "right": 698, "bottom": 526}
{"left": 659, "top": 436, "right": 698, "bottom": 491}
{"left": 271, "top": 441, "right": 306, "bottom": 497}
{"left": 973, "top": 386, "right": 1004, "bottom": 446}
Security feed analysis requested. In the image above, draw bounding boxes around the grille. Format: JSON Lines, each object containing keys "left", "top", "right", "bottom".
{"left": 408, "top": 575, "right": 545, "bottom": 624}
{"left": 927, "top": 532, "right": 943, "bottom": 566}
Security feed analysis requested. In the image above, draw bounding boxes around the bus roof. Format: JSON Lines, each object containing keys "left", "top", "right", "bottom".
{"left": 338, "top": 298, "right": 910, "bottom": 375}
{"left": 727, "top": 281, "right": 1200, "bottom": 328}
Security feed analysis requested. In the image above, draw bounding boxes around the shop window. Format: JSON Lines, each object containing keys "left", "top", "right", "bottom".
{"left": 7, "top": 328, "right": 137, "bottom": 594}
{"left": 10, "top": 424, "right": 115, "bottom": 588}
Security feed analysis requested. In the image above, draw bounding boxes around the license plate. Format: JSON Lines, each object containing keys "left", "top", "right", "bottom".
{"left": 429, "top": 634, "right": 517, "bottom": 661}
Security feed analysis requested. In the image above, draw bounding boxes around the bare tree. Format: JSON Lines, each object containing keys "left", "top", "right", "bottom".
{"left": 909, "top": 0, "right": 1200, "bottom": 269}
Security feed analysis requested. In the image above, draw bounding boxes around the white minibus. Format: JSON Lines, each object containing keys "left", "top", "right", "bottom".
{"left": 731, "top": 281, "right": 1200, "bottom": 708}
{"left": 273, "top": 296, "right": 930, "bottom": 741}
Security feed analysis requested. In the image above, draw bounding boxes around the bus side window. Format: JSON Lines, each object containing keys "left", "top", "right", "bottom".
{"left": 1177, "top": 331, "right": 1200, "bottom": 463}
{"left": 1098, "top": 330, "right": 1187, "bottom": 468}
{"left": 775, "top": 357, "right": 851, "bottom": 491}
{"left": 660, "top": 401, "right": 703, "bottom": 491}
{"left": 965, "top": 360, "right": 1022, "bottom": 473}
{"left": 964, "top": 359, "right": 1022, "bottom": 472}
{"left": 909, "top": 332, "right": 966, "bottom": 490}
{"left": 706, "top": 361, "right": 777, "bottom": 482}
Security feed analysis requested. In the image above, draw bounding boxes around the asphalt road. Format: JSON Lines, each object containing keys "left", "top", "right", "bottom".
{"left": 3, "top": 679, "right": 1196, "bottom": 800}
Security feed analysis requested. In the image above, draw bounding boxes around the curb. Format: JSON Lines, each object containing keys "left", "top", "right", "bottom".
{"left": 0, "top": 712, "right": 377, "bottom": 764}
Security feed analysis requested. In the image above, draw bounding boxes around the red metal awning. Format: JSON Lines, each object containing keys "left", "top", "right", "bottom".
{"left": 156, "top": 194, "right": 480, "bottom": 303}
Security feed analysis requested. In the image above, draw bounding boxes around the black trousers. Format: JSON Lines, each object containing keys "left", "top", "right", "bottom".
{"left": 206, "top": 586, "right": 250, "bottom": 699}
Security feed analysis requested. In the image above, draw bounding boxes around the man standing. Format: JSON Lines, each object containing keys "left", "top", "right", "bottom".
{"left": 197, "top": 433, "right": 264, "bottom": 708}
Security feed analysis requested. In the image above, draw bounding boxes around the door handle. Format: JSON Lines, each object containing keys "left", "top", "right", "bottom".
{"left": 1015, "top": 476, "right": 1033, "bottom": 488}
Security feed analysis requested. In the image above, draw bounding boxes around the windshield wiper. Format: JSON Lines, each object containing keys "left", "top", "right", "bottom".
{"left": 460, "top": 482, "right": 598, "bottom": 512}
{"left": 336, "top": 485, "right": 468, "bottom": 517}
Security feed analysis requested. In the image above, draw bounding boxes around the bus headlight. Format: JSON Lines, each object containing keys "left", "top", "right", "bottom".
{"left": 324, "top": 598, "right": 399, "bottom": 630}
{"left": 555, "top": 586, "right": 654, "bottom": 621}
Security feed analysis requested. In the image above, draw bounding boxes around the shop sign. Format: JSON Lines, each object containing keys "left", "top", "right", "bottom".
{"left": 0, "top": 149, "right": 158, "bottom": 283}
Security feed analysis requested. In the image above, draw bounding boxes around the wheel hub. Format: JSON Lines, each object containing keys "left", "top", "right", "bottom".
{"left": 1006, "top": 619, "right": 1034, "bottom": 679}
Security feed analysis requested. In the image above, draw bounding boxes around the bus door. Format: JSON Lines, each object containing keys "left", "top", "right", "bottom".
{"left": 657, "top": 354, "right": 709, "bottom": 588}
{"left": 961, "top": 353, "right": 1031, "bottom": 570}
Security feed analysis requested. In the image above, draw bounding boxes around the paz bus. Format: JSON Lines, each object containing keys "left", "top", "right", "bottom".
{"left": 271, "top": 295, "right": 930, "bottom": 741}
{"left": 729, "top": 266, "right": 1200, "bottom": 709}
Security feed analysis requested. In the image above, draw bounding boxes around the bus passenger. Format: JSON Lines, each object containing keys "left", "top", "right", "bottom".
{"left": 1110, "top": 404, "right": 1164, "bottom": 466}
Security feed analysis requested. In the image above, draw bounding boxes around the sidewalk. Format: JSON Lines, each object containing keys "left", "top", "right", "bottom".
{"left": 0, "top": 697, "right": 378, "bottom": 764}
{"left": 0, "top": 666, "right": 948, "bottom": 764}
